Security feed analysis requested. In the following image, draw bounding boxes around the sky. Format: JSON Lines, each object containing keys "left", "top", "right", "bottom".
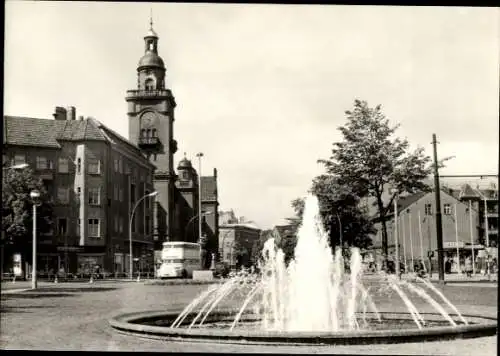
{"left": 4, "top": 2, "right": 499, "bottom": 229}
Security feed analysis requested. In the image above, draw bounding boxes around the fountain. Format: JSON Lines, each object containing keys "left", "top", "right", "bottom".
{"left": 110, "top": 195, "right": 497, "bottom": 345}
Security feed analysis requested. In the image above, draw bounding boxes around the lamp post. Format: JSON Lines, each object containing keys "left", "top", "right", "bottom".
{"left": 390, "top": 188, "right": 400, "bottom": 278}
{"left": 483, "top": 196, "right": 490, "bottom": 280}
{"left": 196, "top": 153, "right": 204, "bottom": 245}
{"left": 184, "top": 211, "right": 212, "bottom": 241}
{"left": 129, "top": 191, "right": 158, "bottom": 280}
{"left": 30, "top": 189, "right": 41, "bottom": 290}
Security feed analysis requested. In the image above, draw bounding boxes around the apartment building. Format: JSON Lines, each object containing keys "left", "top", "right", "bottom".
{"left": 3, "top": 107, "right": 155, "bottom": 276}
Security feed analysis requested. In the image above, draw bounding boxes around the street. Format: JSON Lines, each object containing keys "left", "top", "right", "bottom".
{"left": 0, "top": 280, "right": 497, "bottom": 354}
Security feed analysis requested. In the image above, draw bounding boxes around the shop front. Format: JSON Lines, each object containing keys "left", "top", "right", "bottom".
{"left": 76, "top": 253, "right": 105, "bottom": 278}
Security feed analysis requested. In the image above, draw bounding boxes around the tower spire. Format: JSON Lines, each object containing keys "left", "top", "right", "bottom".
{"left": 149, "top": 8, "right": 153, "bottom": 30}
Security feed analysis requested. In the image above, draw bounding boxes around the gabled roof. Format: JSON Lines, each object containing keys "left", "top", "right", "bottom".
{"left": 201, "top": 176, "right": 217, "bottom": 202}
{"left": 395, "top": 191, "right": 428, "bottom": 213}
{"left": 220, "top": 222, "right": 261, "bottom": 230}
{"left": 3, "top": 116, "right": 107, "bottom": 148}
{"left": 458, "top": 183, "right": 483, "bottom": 200}
{"left": 94, "top": 119, "right": 147, "bottom": 157}
{"left": 4, "top": 116, "right": 62, "bottom": 148}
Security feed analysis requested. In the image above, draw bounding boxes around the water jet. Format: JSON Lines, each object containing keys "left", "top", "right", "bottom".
{"left": 110, "top": 195, "right": 497, "bottom": 346}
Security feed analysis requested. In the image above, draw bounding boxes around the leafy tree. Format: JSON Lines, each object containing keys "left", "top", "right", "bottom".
{"left": 318, "top": 99, "right": 436, "bottom": 263}
{"left": 2, "top": 167, "right": 54, "bottom": 249}
{"left": 311, "top": 174, "right": 375, "bottom": 251}
{"left": 250, "top": 229, "right": 273, "bottom": 268}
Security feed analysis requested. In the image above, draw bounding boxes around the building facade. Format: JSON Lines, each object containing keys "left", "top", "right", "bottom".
{"left": 3, "top": 108, "right": 156, "bottom": 277}
{"left": 219, "top": 223, "right": 261, "bottom": 268}
{"left": 370, "top": 186, "right": 499, "bottom": 273}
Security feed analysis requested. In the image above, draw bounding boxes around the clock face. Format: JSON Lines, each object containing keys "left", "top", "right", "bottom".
{"left": 142, "top": 112, "right": 156, "bottom": 127}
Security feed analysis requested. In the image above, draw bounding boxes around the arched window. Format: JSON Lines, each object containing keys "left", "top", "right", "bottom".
{"left": 77, "top": 158, "right": 81, "bottom": 174}
{"left": 152, "top": 129, "right": 157, "bottom": 137}
{"left": 146, "top": 129, "right": 151, "bottom": 138}
{"left": 145, "top": 78, "right": 154, "bottom": 91}
{"left": 141, "top": 129, "right": 146, "bottom": 138}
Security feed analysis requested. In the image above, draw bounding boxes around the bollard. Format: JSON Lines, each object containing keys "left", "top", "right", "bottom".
{"left": 89, "top": 275, "right": 94, "bottom": 284}
{"left": 54, "top": 275, "right": 58, "bottom": 284}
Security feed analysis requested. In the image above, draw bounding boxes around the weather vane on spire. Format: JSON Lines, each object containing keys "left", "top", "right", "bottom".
{"left": 149, "top": 8, "right": 153, "bottom": 29}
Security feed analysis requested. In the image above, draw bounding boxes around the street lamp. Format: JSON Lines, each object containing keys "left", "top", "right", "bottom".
{"left": 196, "top": 152, "right": 204, "bottom": 244}
{"left": 3, "top": 163, "right": 29, "bottom": 170}
{"left": 129, "top": 191, "right": 158, "bottom": 279}
{"left": 30, "top": 189, "right": 41, "bottom": 290}
{"left": 184, "top": 211, "right": 212, "bottom": 241}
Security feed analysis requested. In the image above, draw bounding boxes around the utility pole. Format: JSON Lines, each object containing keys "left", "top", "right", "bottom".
{"left": 432, "top": 134, "right": 445, "bottom": 283}
{"left": 196, "top": 153, "right": 204, "bottom": 246}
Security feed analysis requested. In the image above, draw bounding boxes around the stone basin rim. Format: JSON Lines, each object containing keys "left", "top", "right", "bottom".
{"left": 109, "top": 309, "right": 498, "bottom": 345}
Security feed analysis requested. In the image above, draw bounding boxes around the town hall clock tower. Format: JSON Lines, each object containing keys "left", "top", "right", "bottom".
{"left": 126, "top": 20, "right": 178, "bottom": 249}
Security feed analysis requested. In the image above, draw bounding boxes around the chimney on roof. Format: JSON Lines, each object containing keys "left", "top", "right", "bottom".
{"left": 213, "top": 168, "right": 217, "bottom": 178}
{"left": 53, "top": 106, "right": 67, "bottom": 121}
{"left": 78, "top": 116, "right": 84, "bottom": 121}
{"left": 66, "top": 106, "right": 76, "bottom": 120}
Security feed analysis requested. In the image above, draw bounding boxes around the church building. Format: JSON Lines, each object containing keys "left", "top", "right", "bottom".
{"left": 125, "top": 20, "right": 220, "bottom": 265}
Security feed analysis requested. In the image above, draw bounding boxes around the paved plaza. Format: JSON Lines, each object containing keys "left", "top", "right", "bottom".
{"left": 0, "top": 279, "right": 497, "bottom": 354}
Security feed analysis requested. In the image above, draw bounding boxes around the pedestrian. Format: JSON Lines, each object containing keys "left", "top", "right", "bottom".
{"left": 465, "top": 257, "right": 473, "bottom": 278}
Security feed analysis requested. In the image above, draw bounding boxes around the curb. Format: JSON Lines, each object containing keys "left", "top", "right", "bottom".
{"left": 1, "top": 288, "right": 30, "bottom": 295}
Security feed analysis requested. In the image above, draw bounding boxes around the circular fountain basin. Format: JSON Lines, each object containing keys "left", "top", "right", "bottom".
{"left": 109, "top": 309, "right": 497, "bottom": 345}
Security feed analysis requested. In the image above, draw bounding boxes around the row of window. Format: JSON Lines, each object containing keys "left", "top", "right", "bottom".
{"left": 112, "top": 214, "right": 152, "bottom": 234}
{"left": 12, "top": 155, "right": 100, "bottom": 174}
{"left": 56, "top": 187, "right": 101, "bottom": 205}
{"left": 55, "top": 218, "right": 101, "bottom": 238}
{"left": 57, "top": 185, "right": 154, "bottom": 206}
{"left": 55, "top": 215, "right": 153, "bottom": 237}
{"left": 57, "top": 184, "right": 155, "bottom": 209}
{"left": 112, "top": 157, "right": 151, "bottom": 183}
{"left": 423, "top": 203, "right": 467, "bottom": 216}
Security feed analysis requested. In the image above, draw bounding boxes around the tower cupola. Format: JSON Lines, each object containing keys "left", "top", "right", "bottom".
{"left": 177, "top": 153, "right": 197, "bottom": 185}
{"left": 136, "top": 17, "right": 166, "bottom": 90}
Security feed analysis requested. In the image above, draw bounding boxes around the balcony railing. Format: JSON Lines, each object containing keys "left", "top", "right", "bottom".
{"left": 126, "top": 89, "right": 172, "bottom": 99}
{"left": 138, "top": 137, "right": 161, "bottom": 147}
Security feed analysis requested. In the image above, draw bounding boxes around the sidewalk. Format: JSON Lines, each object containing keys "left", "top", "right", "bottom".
{"left": 0, "top": 278, "right": 138, "bottom": 294}
{"left": 362, "top": 272, "right": 498, "bottom": 283}
{"left": 404, "top": 273, "right": 498, "bottom": 283}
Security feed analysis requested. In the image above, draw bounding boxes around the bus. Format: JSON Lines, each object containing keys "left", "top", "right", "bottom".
{"left": 156, "top": 242, "right": 201, "bottom": 278}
